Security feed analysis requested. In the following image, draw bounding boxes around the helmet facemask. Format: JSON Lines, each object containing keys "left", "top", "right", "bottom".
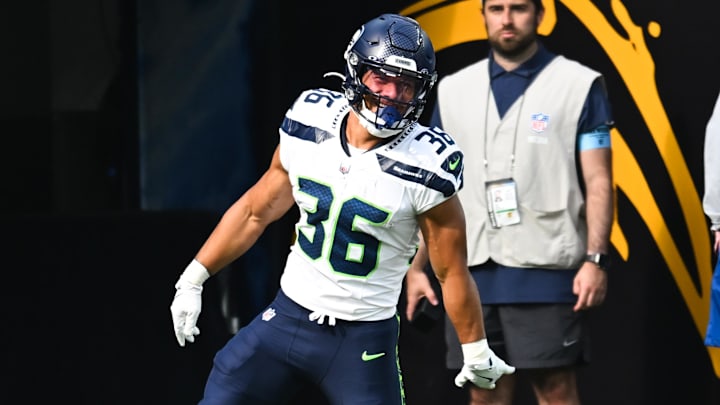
{"left": 341, "top": 15, "right": 438, "bottom": 138}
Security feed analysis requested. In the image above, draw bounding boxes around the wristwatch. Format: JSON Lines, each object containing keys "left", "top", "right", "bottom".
{"left": 585, "top": 253, "right": 610, "bottom": 271}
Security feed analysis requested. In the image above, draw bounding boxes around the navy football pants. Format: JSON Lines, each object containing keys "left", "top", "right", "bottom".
{"left": 198, "top": 289, "right": 405, "bottom": 405}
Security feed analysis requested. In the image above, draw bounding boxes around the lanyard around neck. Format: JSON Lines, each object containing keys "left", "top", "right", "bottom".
{"left": 483, "top": 77, "right": 524, "bottom": 178}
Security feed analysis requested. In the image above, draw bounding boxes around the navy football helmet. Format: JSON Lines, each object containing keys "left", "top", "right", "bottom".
{"left": 341, "top": 14, "right": 437, "bottom": 138}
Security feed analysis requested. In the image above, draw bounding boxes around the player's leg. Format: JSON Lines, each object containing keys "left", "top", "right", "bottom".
{"left": 319, "top": 315, "right": 404, "bottom": 405}
{"left": 198, "top": 291, "right": 303, "bottom": 405}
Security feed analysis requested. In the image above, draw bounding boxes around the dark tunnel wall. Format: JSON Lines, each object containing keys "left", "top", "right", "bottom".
{"left": 1, "top": 1, "right": 719, "bottom": 404}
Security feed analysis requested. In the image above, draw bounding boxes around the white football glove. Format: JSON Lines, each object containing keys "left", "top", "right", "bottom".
{"left": 454, "top": 339, "right": 515, "bottom": 389}
{"left": 170, "top": 259, "right": 210, "bottom": 347}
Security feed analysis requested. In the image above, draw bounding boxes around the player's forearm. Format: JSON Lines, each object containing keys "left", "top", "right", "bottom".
{"left": 440, "top": 271, "right": 485, "bottom": 343}
{"left": 196, "top": 163, "right": 294, "bottom": 274}
{"left": 195, "top": 197, "right": 268, "bottom": 274}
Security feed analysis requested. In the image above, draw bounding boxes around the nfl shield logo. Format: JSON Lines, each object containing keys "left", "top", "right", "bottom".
{"left": 530, "top": 113, "right": 549, "bottom": 133}
{"left": 262, "top": 307, "right": 276, "bottom": 321}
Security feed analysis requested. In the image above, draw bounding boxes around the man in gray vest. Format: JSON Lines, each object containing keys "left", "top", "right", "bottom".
{"left": 406, "top": 0, "right": 614, "bottom": 404}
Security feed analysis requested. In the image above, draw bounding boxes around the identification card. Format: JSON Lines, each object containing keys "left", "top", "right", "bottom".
{"left": 486, "top": 178, "right": 520, "bottom": 228}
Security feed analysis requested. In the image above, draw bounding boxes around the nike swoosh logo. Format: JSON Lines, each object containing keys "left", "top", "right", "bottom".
{"left": 563, "top": 339, "right": 578, "bottom": 347}
{"left": 468, "top": 363, "right": 495, "bottom": 381}
{"left": 361, "top": 351, "right": 386, "bottom": 361}
{"left": 448, "top": 157, "right": 461, "bottom": 170}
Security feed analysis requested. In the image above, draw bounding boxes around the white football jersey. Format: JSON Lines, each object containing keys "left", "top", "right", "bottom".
{"left": 278, "top": 88, "right": 464, "bottom": 321}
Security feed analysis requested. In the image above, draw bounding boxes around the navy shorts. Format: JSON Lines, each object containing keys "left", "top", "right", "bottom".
{"left": 199, "top": 289, "right": 404, "bottom": 404}
{"left": 444, "top": 303, "right": 591, "bottom": 369}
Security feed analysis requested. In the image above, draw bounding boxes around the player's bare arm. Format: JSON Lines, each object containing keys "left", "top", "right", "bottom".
{"left": 195, "top": 145, "right": 295, "bottom": 274}
{"left": 418, "top": 195, "right": 485, "bottom": 344}
{"left": 419, "top": 196, "right": 515, "bottom": 389}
